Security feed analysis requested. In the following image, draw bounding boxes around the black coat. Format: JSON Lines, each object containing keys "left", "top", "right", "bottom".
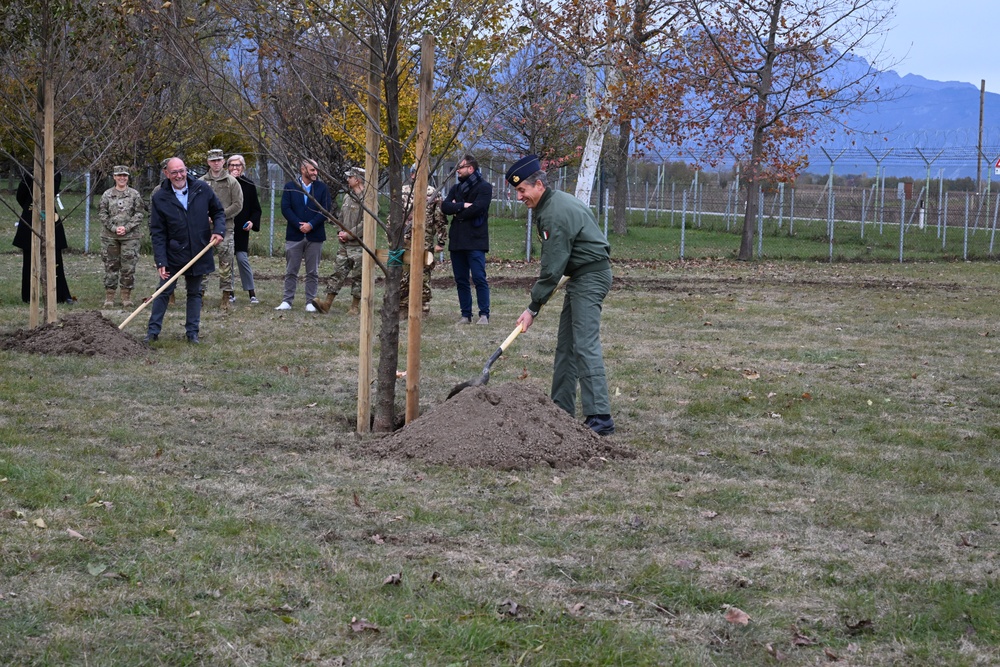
{"left": 232, "top": 175, "right": 262, "bottom": 254}
{"left": 441, "top": 170, "right": 491, "bottom": 252}
{"left": 149, "top": 176, "right": 226, "bottom": 276}
{"left": 13, "top": 173, "right": 67, "bottom": 251}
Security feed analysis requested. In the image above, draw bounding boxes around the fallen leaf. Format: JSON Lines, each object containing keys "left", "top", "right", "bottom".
{"left": 383, "top": 572, "right": 402, "bottom": 585}
{"left": 765, "top": 643, "right": 787, "bottom": 661}
{"left": 844, "top": 618, "right": 873, "bottom": 635}
{"left": 791, "top": 629, "right": 816, "bottom": 646}
{"left": 723, "top": 606, "right": 750, "bottom": 625}
{"left": 33, "top": 518, "right": 47, "bottom": 529}
{"left": 349, "top": 616, "right": 379, "bottom": 633}
{"left": 499, "top": 598, "right": 520, "bottom": 616}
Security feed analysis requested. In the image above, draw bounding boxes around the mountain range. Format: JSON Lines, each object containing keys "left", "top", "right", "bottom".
{"left": 811, "top": 67, "right": 1000, "bottom": 178}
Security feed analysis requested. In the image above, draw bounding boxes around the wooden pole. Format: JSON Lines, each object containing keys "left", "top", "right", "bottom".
{"left": 977, "top": 79, "right": 985, "bottom": 194}
{"left": 357, "top": 36, "right": 382, "bottom": 434}
{"left": 29, "top": 81, "right": 44, "bottom": 329}
{"left": 405, "top": 33, "right": 434, "bottom": 424}
{"left": 44, "top": 76, "right": 56, "bottom": 324}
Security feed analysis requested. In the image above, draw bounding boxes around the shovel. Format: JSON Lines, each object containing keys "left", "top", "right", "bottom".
{"left": 447, "top": 275, "right": 568, "bottom": 399}
{"left": 118, "top": 241, "right": 216, "bottom": 330}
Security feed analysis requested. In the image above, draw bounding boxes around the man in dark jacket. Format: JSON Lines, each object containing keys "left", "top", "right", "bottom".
{"left": 145, "top": 158, "right": 225, "bottom": 344}
{"left": 226, "top": 154, "right": 262, "bottom": 304}
{"left": 440, "top": 154, "right": 491, "bottom": 324}
{"left": 277, "top": 158, "right": 330, "bottom": 311}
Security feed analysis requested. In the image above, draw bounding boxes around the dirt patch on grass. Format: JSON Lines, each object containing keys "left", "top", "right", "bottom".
{"left": 372, "top": 382, "right": 636, "bottom": 470}
{"left": 0, "top": 310, "right": 147, "bottom": 358}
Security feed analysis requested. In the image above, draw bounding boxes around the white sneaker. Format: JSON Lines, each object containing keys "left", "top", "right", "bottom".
{"left": 305, "top": 302, "right": 317, "bottom": 313}
{"left": 275, "top": 301, "right": 292, "bottom": 310}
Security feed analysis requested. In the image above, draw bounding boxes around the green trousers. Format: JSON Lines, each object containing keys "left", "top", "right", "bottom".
{"left": 551, "top": 268, "right": 612, "bottom": 417}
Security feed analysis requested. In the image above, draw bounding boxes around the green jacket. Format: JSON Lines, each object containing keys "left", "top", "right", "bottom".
{"left": 98, "top": 186, "right": 145, "bottom": 240}
{"left": 529, "top": 188, "right": 611, "bottom": 313}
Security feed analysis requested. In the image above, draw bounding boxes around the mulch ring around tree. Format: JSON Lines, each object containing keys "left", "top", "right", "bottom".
{"left": 372, "top": 383, "right": 636, "bottom": 470}
{"left": 0, "top": 310, "right": 148, "bottom": 359}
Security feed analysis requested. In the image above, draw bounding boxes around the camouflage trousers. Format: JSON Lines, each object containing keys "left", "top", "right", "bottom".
{"left": 324, "top": 244, "right": 363, "bottom": 299}
{"left": 214, "top": 233, "right": 234, "bottom": 291}
{"left": 399, "top": 265, "right": 433, "bottom": 312}
{"left": 101, "top": 236, "right": 141, "bottom": 290}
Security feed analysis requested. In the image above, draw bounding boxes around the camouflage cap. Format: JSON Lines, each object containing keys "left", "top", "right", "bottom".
{"left": 113, "top": 165, "right": 130, "bottom": 176}
{"left": 207, "top": 149, "right": 225, "bottom": 161}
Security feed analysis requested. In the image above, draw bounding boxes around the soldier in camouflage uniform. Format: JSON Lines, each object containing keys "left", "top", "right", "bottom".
{"left": 313, "top": 167, "right": 366, "bottom": 316}
{"left": 201, "top": 148, "right": 243, "bottom": 308}
{"left": 98, "top": 165, "right": 145, "bottom": 307}
{"left": 399, "top": 184, "right": 447, "bottom": 317}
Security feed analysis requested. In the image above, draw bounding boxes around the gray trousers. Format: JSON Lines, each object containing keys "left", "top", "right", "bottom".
{"left": 551, "top": 268, "right": 612, "bottom": 417}
{"left": 282, "top": 239, "right": 323, "bottom": 303}
{"left": 235, "top": 251, "right": 255, "bottom": 291}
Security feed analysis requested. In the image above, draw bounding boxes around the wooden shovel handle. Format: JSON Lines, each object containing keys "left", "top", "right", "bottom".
{"left": 118, "top": 241, "right": 216, "bottom": 330}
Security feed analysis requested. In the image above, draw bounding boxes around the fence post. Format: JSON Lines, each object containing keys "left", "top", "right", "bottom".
{"left": 269, "top": 179, "right": 275, "bottom": 257}
{"left": 757, "top": 187, "right": 764, "bottom": 259}
{"left": 898, "top": 191, "right": 905, "bottom": 263}
{"left": 680, "top": 189, "right": 687, "bottom": 260}
{"left": 963, "top": 192, "right": 970, "bottom": 261}
{"left": 84, "top": 172, "right": 91, "bottom": 254}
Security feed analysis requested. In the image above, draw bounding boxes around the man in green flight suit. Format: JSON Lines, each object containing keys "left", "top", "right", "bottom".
{"left": 507, "top": 154, "right": 615, "bottom": 436}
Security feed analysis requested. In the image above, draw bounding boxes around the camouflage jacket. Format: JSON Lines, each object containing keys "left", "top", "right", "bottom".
{"left": 98, "top": 186, "right": 145, "bottom": 240}
{"left": 201, "top": 171, "right": 243, "bottom": 233}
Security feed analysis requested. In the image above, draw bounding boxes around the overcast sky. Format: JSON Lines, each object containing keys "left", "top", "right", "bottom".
{"left": 879, "top": 0, "right": 997, "bottom": 92}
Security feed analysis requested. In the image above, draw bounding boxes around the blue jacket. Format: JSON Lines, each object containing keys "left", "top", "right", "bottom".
{"left": 281, "top": 178, "right": 330, "bottom": 242}
{"left": 149, "top": 176, "right": 226, "bottom": 276}
{"left": 441, "top": 170, "right": 491, "bottom": 252}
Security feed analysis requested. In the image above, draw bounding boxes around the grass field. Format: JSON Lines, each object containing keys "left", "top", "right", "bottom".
{"left": 1, "top": 237, "right": 999, "bottom": 665}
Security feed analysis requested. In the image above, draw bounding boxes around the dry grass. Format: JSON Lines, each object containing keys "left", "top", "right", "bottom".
{"left": 1, "top": 251, "right": 999, "bottom": 666}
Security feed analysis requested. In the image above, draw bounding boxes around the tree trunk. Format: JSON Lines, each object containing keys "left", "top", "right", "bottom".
{"left": 612, "top": 117, "right": 631, "bottom": 235}
{"left": 574, "top": 64, "right": 612, "bottom": 205}
{"left": 373, "top": 4, "right": 405, "bottom": 433}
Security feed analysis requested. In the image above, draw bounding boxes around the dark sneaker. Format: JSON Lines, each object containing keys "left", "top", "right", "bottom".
{"left": 584, "top": 414, "right": 615, "bottom": 436}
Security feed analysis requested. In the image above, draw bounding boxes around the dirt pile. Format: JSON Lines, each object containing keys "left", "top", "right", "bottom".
{"left": 0, "top": 310, "right": 148, "bottom": 359}
{"left": 373, "top": 383, "right": 635, "bottom": 470}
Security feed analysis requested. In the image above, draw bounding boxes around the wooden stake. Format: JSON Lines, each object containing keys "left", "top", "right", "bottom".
{"left": 405, "top": 33, "right": 434, "bottom": 424}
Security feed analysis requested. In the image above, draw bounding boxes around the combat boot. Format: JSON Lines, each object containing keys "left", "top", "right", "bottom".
{"left": 120, "top": 289, "right": 134, "bottom": 308}
{"left": 221, "top": 290, "right": 233, "bottom": 310}
{"left": 103, "top": 289, "right": 116, "bottom": 308}
{"left": 313, "top": 292, "right": 336, "bottom": 314}
{"left": 348, "top": 296, "right": 361, "bottom": 316}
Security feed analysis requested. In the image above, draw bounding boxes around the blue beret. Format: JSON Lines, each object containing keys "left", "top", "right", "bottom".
{"left": 505, "top": 154, "right": 541, "bottom": 186}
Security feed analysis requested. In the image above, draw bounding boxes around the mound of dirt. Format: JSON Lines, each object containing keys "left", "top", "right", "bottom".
{"left": 373, "top": 383, "right": 635, "bottom": 470}
{"left": 0, "top": 310, "right": 148, "bottom": 359}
